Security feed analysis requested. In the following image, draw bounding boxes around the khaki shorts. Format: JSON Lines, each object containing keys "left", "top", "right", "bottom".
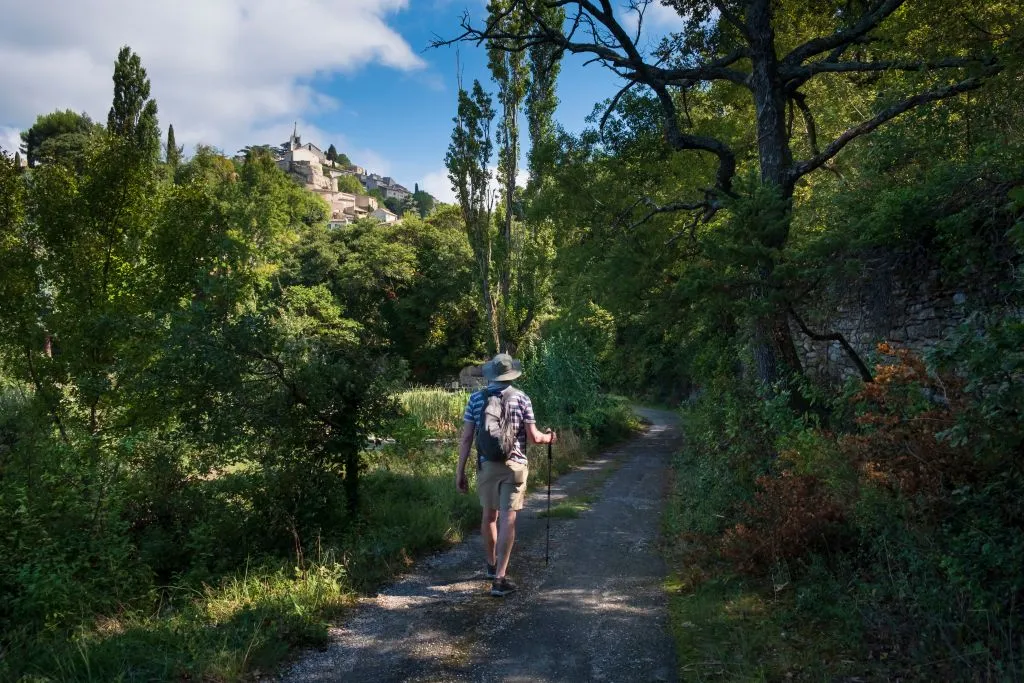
{"left": 478, "top": 460, "right": 529, "bottom": 511}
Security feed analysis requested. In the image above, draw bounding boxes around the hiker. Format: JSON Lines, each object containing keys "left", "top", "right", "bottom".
{"left": 455, "top": 353, "right": 557, "bottom": 597}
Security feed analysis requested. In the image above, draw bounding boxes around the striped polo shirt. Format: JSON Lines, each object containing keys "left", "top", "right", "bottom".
{"left": 463, "top": 383, "right": 536, "bottom": 466}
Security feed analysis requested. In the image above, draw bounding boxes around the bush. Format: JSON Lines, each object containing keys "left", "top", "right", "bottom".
{"left": 666, "top": 335, "right": 1024, "bottom": 677}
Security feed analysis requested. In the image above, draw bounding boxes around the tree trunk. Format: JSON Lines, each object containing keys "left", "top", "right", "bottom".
{"left": 344, "top": 446, "right": 360, "bottom": 516}
{"left": 477, "top": 247, "right": 502, "bottom": 353}
{"left": 748, "top": 0, "right": 792, "bottom": 194}
{"left": 746, "top": 0, "right": 803, "bottom": 386}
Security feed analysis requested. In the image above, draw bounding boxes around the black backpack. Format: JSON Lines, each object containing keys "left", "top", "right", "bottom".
{"left": 475, "top": 386, "right": 520, "bottom": 462}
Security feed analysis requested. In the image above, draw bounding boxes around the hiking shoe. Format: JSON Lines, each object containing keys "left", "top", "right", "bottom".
{"left": 490, "top": 577, "right": 517, "bottom": 597}
{"left": 485, "top": 563, "right": 497, "bottom": 579}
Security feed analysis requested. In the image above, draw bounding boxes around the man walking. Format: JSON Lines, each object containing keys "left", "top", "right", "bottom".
{"left": 456, "top": 353, "right": 556, "bottom": 597}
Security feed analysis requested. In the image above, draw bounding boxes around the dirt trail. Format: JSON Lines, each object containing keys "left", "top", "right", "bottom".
{"left": 279, "top": 407, "right": 681, "bottom": 682}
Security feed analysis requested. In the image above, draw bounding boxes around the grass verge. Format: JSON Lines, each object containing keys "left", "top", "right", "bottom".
{"left": 4, "top": 391, "right": 642, "bottom": 681}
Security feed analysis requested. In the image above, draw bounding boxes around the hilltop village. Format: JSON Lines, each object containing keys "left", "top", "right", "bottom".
{"left": 271, "top": 127, "right": 430, "bottom": 227}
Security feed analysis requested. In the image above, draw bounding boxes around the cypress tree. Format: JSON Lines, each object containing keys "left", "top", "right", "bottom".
{"left": 166, "top": 124, "right": 181, "bottom": 168}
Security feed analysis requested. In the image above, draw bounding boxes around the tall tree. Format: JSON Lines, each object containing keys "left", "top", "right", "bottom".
{"left": 442, "top": 0, "right": 1003, "bottom": 387}
{"left": 165, "top": 123, "right": 182, "bottom": 169}
{"left": 446, "top": 80, "right": 501, "bottom": 352}
{"left": 107, "top": 45, "right": 160, "bottom": 157}
{"left": 524, "top": 1, "right": 564, "bottom": 193}
{"left": 326, "top": 143, "right": 338, "bottom": 166}
{"left": 488, "top": 0, "right": 531, "bottom": 347}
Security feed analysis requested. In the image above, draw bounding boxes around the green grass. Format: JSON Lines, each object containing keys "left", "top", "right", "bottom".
{"left": 4, "top": 443, "right": 480, "bottom": 682}
{"left": 666, "top": 572, "right": 867, "bottom": 682}
{"left": 538, "top": 494, "right": 595, "bottom": 519}
{"left": 3, "top": 392, "right": 643, "bottom": 681}
{"left": 11, "top": 558, "right": 351, "bottom": 682}
{"left": 397, "top": 387, "right": 469, "bottom": 438}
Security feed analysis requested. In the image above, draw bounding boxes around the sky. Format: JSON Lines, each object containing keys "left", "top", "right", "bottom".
{"left": 0, "top": 0, "right": 684, "bottom": 203}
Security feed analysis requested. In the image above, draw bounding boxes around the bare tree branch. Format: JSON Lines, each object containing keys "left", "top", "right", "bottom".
{"left": 618, "top": 193, "right": 722, "bottom": 232}
{"left": 599, "top": 80, "right": 638, "bottom": 133}
{"left": 783, "top": 56, "right": 993, "bottom": 89}
{"left": 788, "top": 304, "right": 874, "bottom": 383}
{"left": 656, "top": 88, "right": 737, "bottom": 194}
{"left": 710, "top": 0, "right": 751, "bottom": 41}
{"left": 791, "top": 67, "right": 1001, "bottom": 180}
{"left": 791, "top": 92, "right": 819, "bottom": 155}
{"left": 782, "top": 0, "right": 906, "bottom": 67}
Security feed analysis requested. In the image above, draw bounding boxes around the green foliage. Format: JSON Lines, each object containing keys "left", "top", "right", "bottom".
{"left": 335, "top": 173, "right": 365, "bottom": 195}
{"left": 0, "top": 46, "right": 485, "bottom": 679}
{"left": 520, "top": 333, "right": 599, "bottom": 426}
{"left": 165, "top": 123, "right": 181, "bottom": 169}
{"left": 19, "top": 109, "right": 101, "bottom": 168}
{"left": 107, "top": 46, "right": 160, "bottom": 158}
{"left": 397, "top": 387, "right": 469, "bottom": 439}
{"left": 412, "top": 187, "right": 435, "bottom": 217}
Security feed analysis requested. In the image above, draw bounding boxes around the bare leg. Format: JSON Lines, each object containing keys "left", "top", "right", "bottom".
{"left": 481, "top": 508, "right": 498, "bottom": 566}
{"left": 495, "top": 509, "right": 518, "bottom": 578}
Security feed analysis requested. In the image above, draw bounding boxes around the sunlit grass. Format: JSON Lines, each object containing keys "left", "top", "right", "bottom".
{"left": 398, "top": 387, "right": 469, "bottom": 438}
{"left": 24, "top": 556, "right": 353, "bottom": 683}
{"left": 538, "top": 496, "right": 593, "bottom": 519}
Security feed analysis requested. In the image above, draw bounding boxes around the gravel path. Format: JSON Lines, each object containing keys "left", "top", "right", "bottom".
{"left": 278, "top": 407, "right": 681, "bottom": 682}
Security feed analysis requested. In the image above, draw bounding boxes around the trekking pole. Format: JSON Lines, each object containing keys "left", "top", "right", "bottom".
{"left": 545, "top": 431, "right": 553, "bottom": 567}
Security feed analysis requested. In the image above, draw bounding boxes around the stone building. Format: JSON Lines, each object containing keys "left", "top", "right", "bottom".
{"left": 273, "top": 125, "right": 400, "bottom": 227}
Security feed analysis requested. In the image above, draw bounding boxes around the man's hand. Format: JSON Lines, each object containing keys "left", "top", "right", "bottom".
{"left": 456, "top": 470, "right": 468, "bottom": 494}
{"left": 529, "top": 423, "right": 557, "bottom": 445}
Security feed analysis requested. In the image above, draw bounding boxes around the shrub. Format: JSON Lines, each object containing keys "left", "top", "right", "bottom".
{"left": 721, "top": 471, "right": 846, "bottom": 573}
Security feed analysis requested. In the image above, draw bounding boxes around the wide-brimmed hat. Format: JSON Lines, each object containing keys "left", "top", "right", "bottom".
{"left": 482, "top": 353, "right": 522, "bottom": 382}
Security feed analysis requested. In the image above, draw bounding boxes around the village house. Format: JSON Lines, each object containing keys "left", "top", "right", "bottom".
{"left": 358, "top": 172, "right": 412, "bottom": 202}
{"left": 276, "top": 125, "right": 400, "bottom": 226}
{"left": 327, "top": 191, "right": 379, "bottom": 228}
{"left": 371, "top": 206, "right": 399, "bottom": 224}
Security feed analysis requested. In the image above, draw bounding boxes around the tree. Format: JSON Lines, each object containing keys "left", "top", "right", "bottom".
{"left": 165, "top": 123, "right": 182, "bottom": 169}
{"left": 384, "top": 196, "right": 404, "bottom": 216}
{"left": 413, "top": 187, "right": 436, "bottom": 217}
{"left": 447, "top": 80, "right": 500, "bottom": 352}
{"left": 488, "top": 0, "right": 531, "bottom": 345}
{"left": 441, "top": 0, "right": 1003, "bottom": 387}
{"left": 336, "top": 174, "right": 365, "bottom": 195}
{"left": 107, "top": 45, "right": 160, "bottom": 157}
{"left": 19, "top": 109, "right": 99, "bottom": 167}
{"left": 524, "top": 2, "right": 563, "bottom": 194}
{"left": 326, "top": 143, "right": 338, "bottom": 165}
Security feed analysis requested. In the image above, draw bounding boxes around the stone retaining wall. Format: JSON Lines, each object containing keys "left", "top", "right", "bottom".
{"left": 791, "top": 259, "right": 997, "bottom": 383}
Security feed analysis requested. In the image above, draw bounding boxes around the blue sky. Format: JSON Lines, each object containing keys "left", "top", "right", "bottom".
{"left": 0, "top": 0, "right": 684, "bottom": 202}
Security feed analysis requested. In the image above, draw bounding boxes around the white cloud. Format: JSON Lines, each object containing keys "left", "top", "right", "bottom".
{"left": 0, "top": 126, "right": 21, "bottom": 155}
{"left": 620, "top": 1, "right": 687, "bottom": 38}
{"left": 419, "top": 165, "right": 529, "bottom": 206}
{"left": 0, "top": 0, "right": 423, "bottom": 155}
{"left": 420, "top": 168, "right": 456, "bottom": 204}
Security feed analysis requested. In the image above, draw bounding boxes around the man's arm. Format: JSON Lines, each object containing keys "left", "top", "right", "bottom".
{"left": 527, "top": 423, "right": 557, "bottom": 445}
{"left": 455, "top": 422, "right": 474, "bottom": 493}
